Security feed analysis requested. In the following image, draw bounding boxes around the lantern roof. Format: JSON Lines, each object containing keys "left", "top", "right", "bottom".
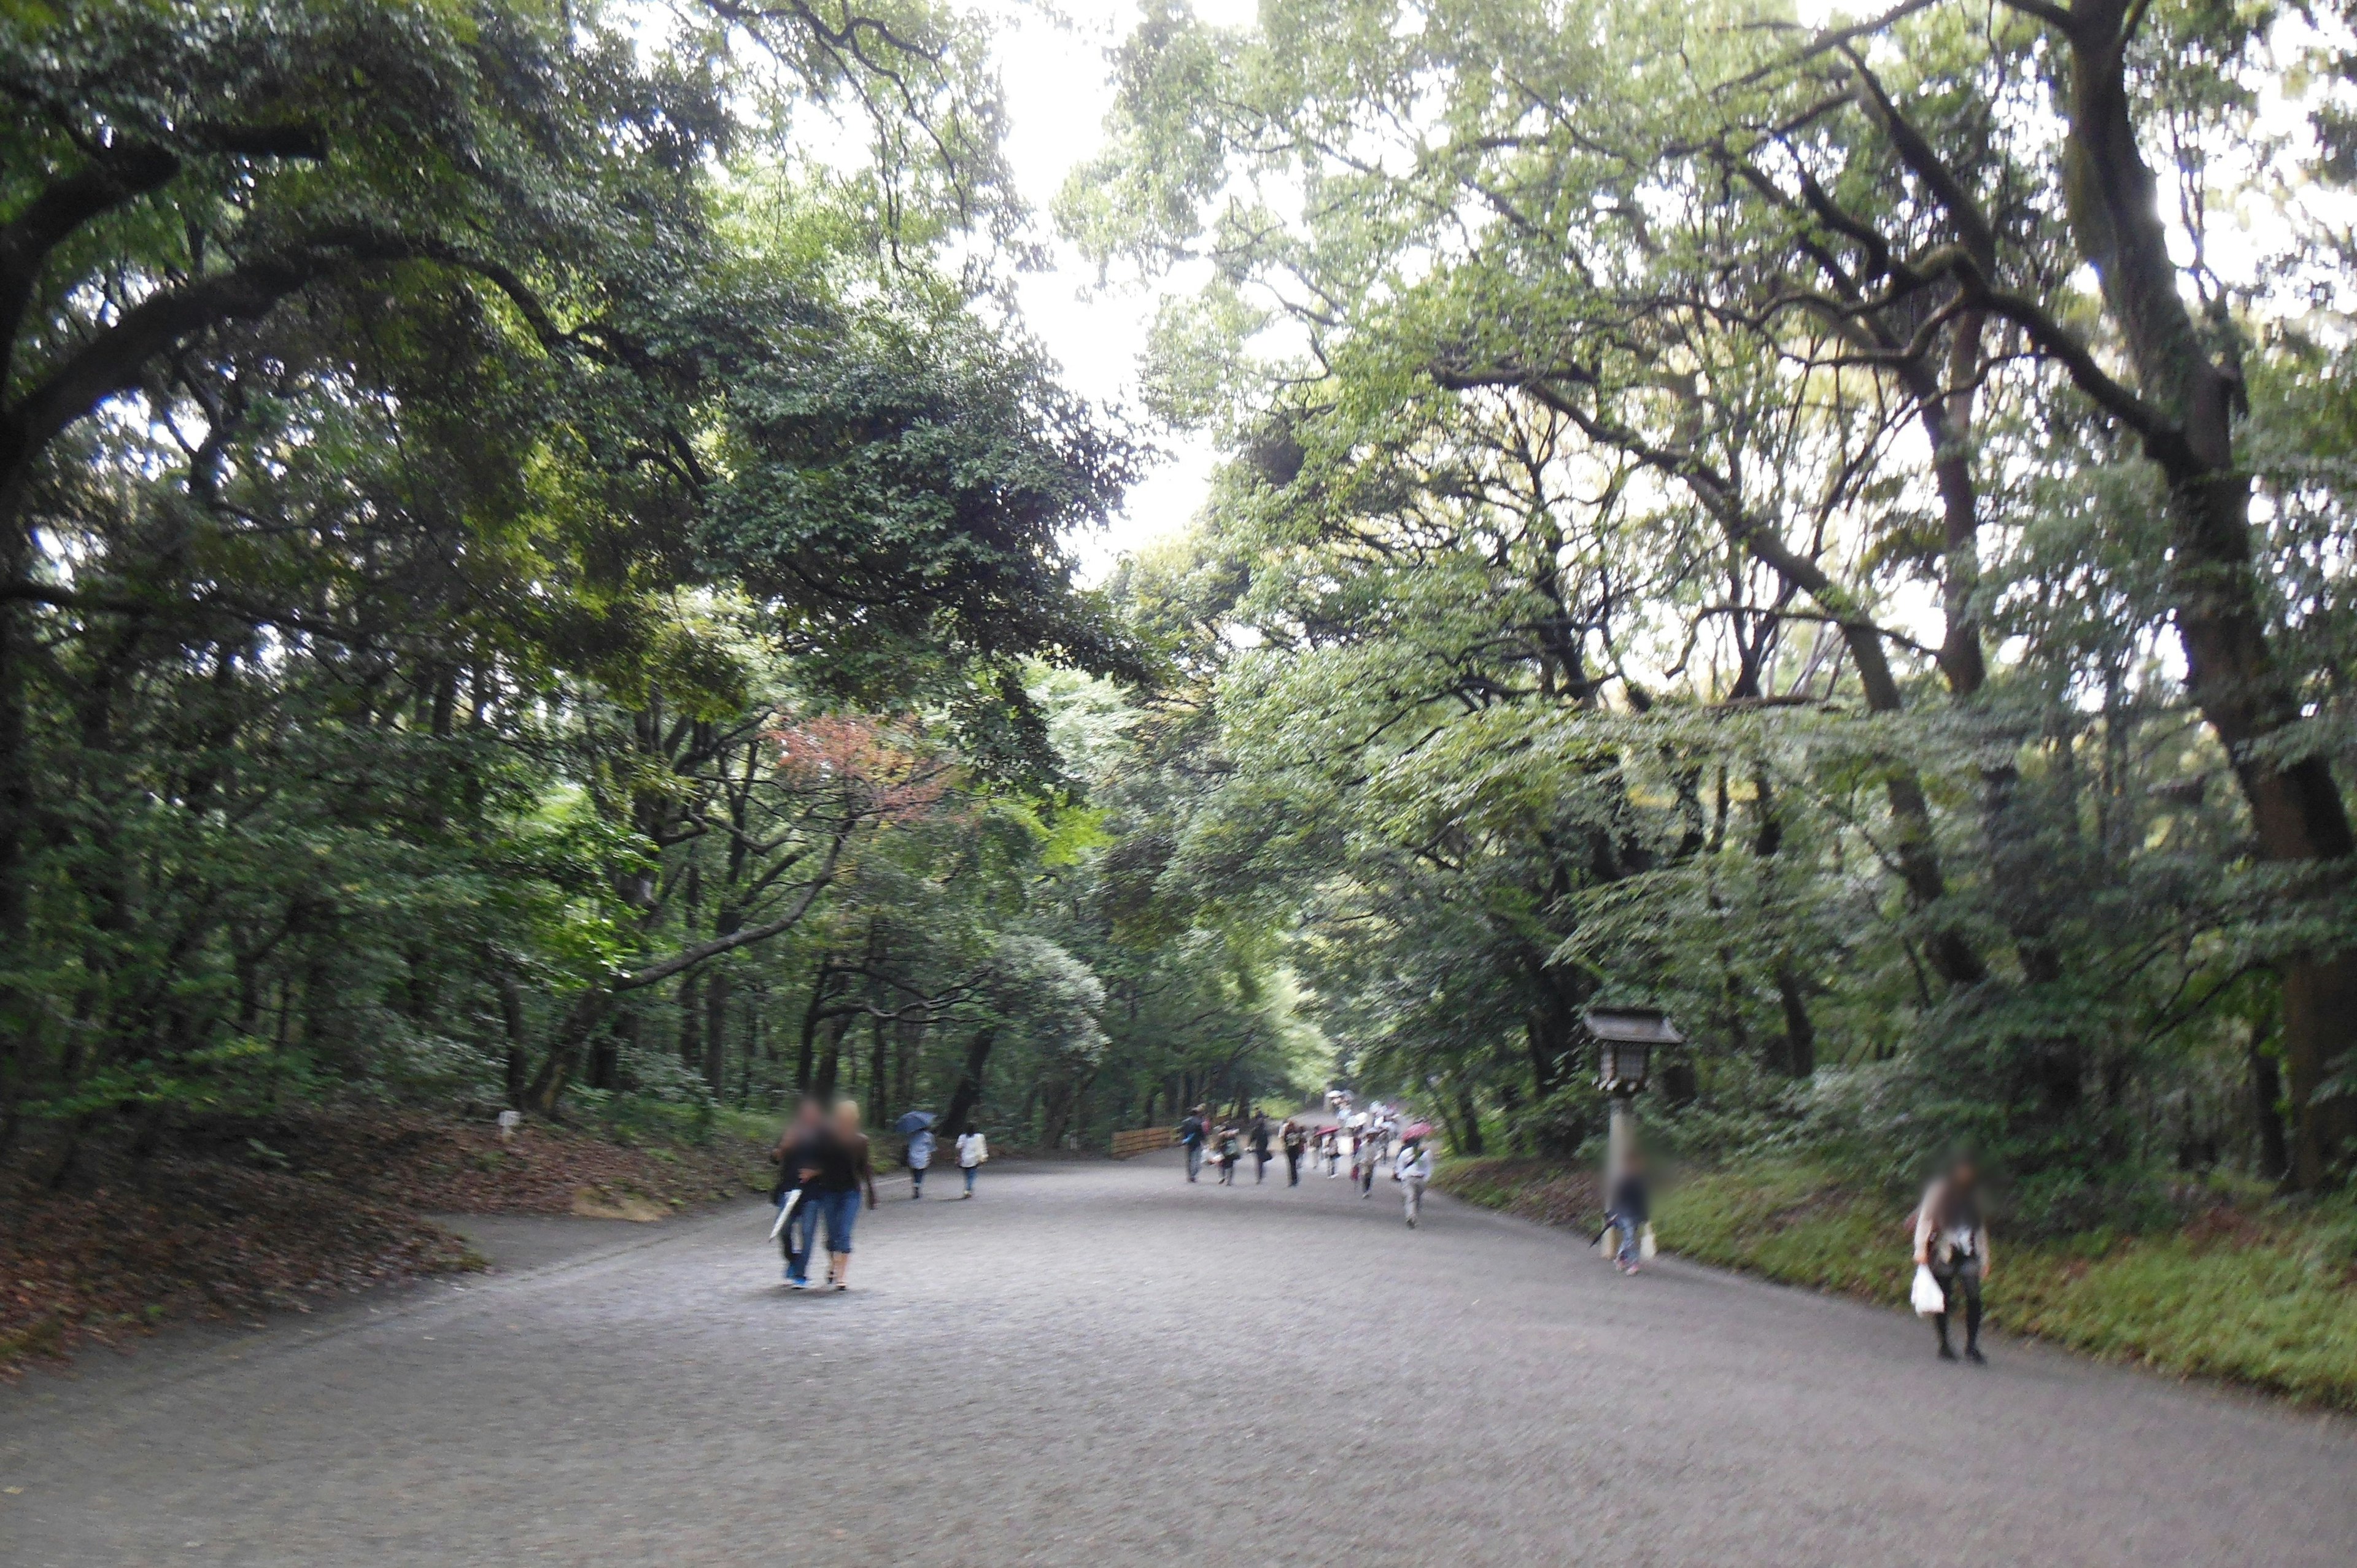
{"left": 1580, "top": 1006, "right": 1683, "bottom": 1046}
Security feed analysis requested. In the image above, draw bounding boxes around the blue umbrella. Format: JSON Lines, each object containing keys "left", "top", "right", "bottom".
{"left": 894, "top": 1110, "right": 936, "bottom": 1135}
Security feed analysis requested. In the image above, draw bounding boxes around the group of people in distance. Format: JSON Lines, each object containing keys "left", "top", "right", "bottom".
{"left": 767, "top": 1098, "right": 987, "bottom": 1292}
{"left": 1172, "top": 1092, "right": 1436, "bottom": 1227}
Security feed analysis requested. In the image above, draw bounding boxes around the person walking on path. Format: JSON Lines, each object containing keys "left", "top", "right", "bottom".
{"left": 1396, "top": 1137, "right": 1433, "bottom": 1227}
{"left": 956, "top": 1123, "right": 988, "bottom": 1196}
{"left": 1177, "top": 1107, "right": 1207, "bottom": 1183}
{"left": 905, "top": 1122, "right": 935, "bottom": 1200}
{"left": 770, "top": 1098, "right": 827, "bottom": 1285}
{"left": 808, "top": 1100, "right": 879, "bottom": 1291}
{"left": 1605, "top": 1149, "right": 1650, "bottom": 1275}
{"left": 1282, "top": 1119, "right": 1307, "bottom": 1186}
{"left": 1913, "top": 1151, "right": 1992, "bottom": 1364}
{"left": 1250, "top": 1113, "right": 1273, "bottom": 1184}
{"left": 1216, "top": 1123, "right": 1241, "bottom": 1186}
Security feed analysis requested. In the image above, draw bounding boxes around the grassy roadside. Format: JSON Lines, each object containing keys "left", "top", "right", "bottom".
{"left": 1437, "top": 1154, "right": 2357, "bottom": 1410}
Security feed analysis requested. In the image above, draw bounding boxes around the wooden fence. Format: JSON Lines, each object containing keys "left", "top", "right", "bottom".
{"left": 1108, "top": 1126, "right": 1177, "bottom": 1159}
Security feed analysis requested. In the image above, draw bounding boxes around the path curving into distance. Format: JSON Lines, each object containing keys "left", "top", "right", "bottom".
{"left": 2, "top": 1149, "right": 2351, "bottom": 1566}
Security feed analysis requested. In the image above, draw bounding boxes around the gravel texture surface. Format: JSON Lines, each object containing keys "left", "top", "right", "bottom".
{"left": 2, "top": 1149, "right": 2351, "bottom": 1566}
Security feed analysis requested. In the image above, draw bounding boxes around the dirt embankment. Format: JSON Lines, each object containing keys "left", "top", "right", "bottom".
{"left": 2, "top": 1110, "right": 770, "bottom": 1373}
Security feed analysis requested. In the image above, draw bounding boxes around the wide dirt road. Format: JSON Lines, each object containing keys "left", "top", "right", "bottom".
{"left": 4, "top": 1151, "right": 2351, "bottom": 1566}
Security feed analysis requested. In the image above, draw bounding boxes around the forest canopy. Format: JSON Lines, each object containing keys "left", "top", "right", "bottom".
{"left": 1066, "top": 0, "right": 2357, "bottom": 1205}
{"left": 0, "top": 0, "right": 1315, "bottom": 1173}
{"left": 9, "top": 0, "right": 2357, "bottom": 1216}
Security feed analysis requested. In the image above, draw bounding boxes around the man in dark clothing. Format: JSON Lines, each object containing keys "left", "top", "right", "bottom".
{"left": 1177, "top": 1108, "right": 1207, "bottom": 1182}
{"left": 1250, "top": 1114, "right": 1273, "bottom": 1183}
{"left": 771, "top": 1098, "right": 830, "bottom": 1288}
{"left": 1606, "top": 1151, "right": 1650, "bottom": 1275}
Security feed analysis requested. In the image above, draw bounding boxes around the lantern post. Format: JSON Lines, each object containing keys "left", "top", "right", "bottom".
{"left": 1582, "top": 1006, "right": 1682, "bottom": 1194}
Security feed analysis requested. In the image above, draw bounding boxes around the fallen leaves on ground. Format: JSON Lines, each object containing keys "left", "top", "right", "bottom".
{"left": 1, "top": 1110, "right": 770, "bottom": 1375}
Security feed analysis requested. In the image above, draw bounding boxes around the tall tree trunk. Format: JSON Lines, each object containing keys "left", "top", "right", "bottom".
{"left": 936, "top": 1026, "right": 997, "bottom": 1142}
{"left": 500, "top": 975, "right": 530, "bottom": 1108}
{"left": 702, "top": 970, "right": 729, "bottom": 1094}
{"left": 2058, "top": 0, "right": 2357, "bottom": 1185}
{"left": 813, "top": 1011, "right": 849, "bottom": 1102}
{"left": 2251, "top": 1025, "right": 2289, "bottom": 1184}
{"left": 1453, "top": 1086, "right": 1486, "bottom": 1155}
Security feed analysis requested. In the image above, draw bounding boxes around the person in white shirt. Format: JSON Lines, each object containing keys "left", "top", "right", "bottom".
{"left": 956, "top": 1124, "right": 988, "bottom": 1198}
{"left": 906, "top": 1123, "right": 935, "bottom": 1199}
{"left": 1395, "top": 1138, "right": 1434, "bottom": 1227}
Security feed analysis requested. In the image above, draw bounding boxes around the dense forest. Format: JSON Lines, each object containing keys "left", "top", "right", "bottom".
{"left": 7, "top": 0, "right": 2357, "bottom": 1237}
{"left": 1063, "top": 0, "right": 2357, "bottom": 1217}
{"left": 0, "top": 0, "right": 1317, "bottom": 1183}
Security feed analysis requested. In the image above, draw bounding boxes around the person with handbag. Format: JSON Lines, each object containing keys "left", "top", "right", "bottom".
{"left": 1913, "top": 1151, "right": 1991, "bottom": 1363}
{"left": 956, "top": 1122, "right": 988, "bottom": 1197}
{"left": 1280, "top": 1119, "right": 1308, "bottom": 1186}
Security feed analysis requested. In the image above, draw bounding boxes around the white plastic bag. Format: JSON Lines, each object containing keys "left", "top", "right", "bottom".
{"left": 1640, "top": 1223, "right": 1657, "bottom": 1261}
{"left": 1910, "top": 1263, "right": 1946, "bottom": 1316}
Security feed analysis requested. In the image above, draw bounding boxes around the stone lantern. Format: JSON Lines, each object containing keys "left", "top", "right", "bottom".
{"left": 1582, "top": 1006, "right": 1682, "bottom": 1183}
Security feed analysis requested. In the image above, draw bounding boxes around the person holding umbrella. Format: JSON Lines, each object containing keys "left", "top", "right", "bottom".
{"left": 897, "top": 1110, "right": 937, "bottom": 1199}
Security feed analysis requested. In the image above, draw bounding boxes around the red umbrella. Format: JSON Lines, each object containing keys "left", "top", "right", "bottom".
{"left": 1402, "top": 1120, "right": 1434, "bottom": 1142}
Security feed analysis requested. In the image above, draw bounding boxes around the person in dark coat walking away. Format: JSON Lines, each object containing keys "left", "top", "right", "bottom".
{"left": 1177, "top": 1108, "right": 1207, "bottom": 1182}
{"left": 1606, "top": 1149, "right": 1650, "bottom": 1274}
{"left": 1249, "top": 1113, "right": 1273, "bottom": 1183}
{"left": 1281, "top": 1119, "right": 1308, "bottom": 1186}
{"left": 770, "top": 1097, "right": 828, "bottom": 1288}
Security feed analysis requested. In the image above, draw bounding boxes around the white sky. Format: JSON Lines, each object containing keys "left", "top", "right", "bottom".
{"left": 983, "top": 0, "right": 1258, "bottom": 579}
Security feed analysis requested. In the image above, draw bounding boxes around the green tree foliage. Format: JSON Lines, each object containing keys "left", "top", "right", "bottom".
{"left": 1070, "top": 0, "right": 2357, "bottom": 1201}
{"left": 0, "top": 0, "right": 1309, "bottom": 1165}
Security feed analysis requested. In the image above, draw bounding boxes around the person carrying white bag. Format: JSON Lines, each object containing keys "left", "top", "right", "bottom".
{"left": 1911, "top": 1149, "right": 1992, "bottom": 1364}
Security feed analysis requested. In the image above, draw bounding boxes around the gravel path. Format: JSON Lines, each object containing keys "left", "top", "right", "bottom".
{"left": 3, "top": 1151, "right": 2351, "bottom": 1566}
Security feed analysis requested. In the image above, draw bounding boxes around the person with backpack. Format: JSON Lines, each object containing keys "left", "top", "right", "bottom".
{"left": 1281, "top": 1119, "right": 1308, "bottom": 1186}
{"left": 1913, "top": 1150, "right": 1992, "bottom": 1363}
{"left": 1177, "top": 1107, "right": 1207, "bottom": 1183}
{"left": 905, "top": 1120, "right": 935, "bottom": 1200}
{"left": 1249, "top": 1111, "right": 1274, "bottom": 1184}
{"left": 1395, "top": 1136, "right": 1434, "bottom": 1227}
{"left": 956, "top": 1122, "right": 988, "bottom": 1197}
